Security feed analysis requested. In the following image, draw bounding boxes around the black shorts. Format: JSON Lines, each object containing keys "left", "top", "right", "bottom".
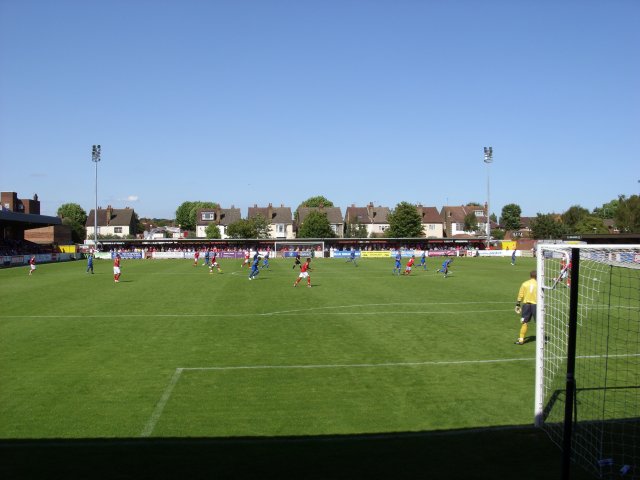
{"left": 522, "top": 303, "right": 536, "bottom": 323}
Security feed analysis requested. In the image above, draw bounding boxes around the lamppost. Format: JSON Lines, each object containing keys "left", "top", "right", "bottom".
{"left": 92, "top": 145, "right": 101, "bottom": 249}
{"left": 483, "top": 146, "right": 493, "bottom": 249}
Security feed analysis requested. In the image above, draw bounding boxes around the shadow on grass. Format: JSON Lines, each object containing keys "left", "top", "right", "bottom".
{"left": 0, "top": 425, "right": 594, "bottom": 480}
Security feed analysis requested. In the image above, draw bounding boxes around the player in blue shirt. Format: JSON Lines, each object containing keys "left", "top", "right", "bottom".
{"left": 262, "top": 248, "right": 270, "bottom": 269}
{"left": 437, "top": 258, "right": 453, "bottom": 278}
{"left": 393, "top": 250, "right": 402, "bottom": 276}
{"left": 86, "top": 253, "right": 94, "bottom": 274}
{"left": 419, "top": 249, "right": 427, "bottom": 270}
{"left": 249, "top": 253, "right": 261, "bottom": 280}
{"left": 346, "top": 248, "right": 358, "bottom": 267}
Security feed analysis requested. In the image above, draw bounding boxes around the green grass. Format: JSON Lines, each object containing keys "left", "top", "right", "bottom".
{"left": 0, "top": 256, "right": 535, "bottom": 438}
{"left": 0, "top": 255, "right": 596, "bottom": 478}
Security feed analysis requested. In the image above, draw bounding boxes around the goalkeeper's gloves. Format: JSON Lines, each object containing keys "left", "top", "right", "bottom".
{"left": 515, "top": 303, "right": 522, "bottom": 315}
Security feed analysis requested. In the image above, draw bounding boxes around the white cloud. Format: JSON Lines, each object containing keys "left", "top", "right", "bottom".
{"left": 125, "top": 195, "right": 139, "bottom": 202}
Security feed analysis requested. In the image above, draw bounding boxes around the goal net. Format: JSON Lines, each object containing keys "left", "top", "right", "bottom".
{"left": 273, "top": 241, "right": 325, "bottom": 259}
{"left": 535, "top": 244, "right": 640, "bottom": 479}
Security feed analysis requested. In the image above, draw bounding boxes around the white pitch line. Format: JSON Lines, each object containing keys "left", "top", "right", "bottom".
{"left": 1, "top": 301, "right": 514, "bottom": 319}
{"left": 181, "top": 357, "right": 537, "bottom": 371}
{"left": 140, "top": 368, "right": 184, "bottom": 437}
{"left": 1, "top": 309, "right": 513, "bottom": 319}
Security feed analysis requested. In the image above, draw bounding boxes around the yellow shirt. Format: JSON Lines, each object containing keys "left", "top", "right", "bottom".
{"left": 517, "top": 278, "right": 538, "bottom": 304}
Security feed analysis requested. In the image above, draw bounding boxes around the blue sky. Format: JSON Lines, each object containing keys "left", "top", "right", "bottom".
{"left": 1, "top": 0, "right": 638, "bottom": 220}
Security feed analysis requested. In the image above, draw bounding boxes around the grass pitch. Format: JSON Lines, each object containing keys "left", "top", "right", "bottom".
{"left": 2, "top": 255, "right": 595, "bottom": 478}
{"left": 1, "top": 255, "right": 537, "bottom": 439}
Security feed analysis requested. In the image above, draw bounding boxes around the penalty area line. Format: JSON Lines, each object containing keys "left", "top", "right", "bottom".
{"left": 139, "top": 356, "right": 534, "bottom": 436}
{"left": 139, "top": 352, "right": 639, "bottom": 437}
{"left": 140, "top": 368, "right": 184, "bottom": 437}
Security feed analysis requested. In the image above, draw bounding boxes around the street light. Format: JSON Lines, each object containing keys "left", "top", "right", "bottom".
{"left": 92, "top": 145, "right": 101, "bottom": 249}
{"left": 483, "top": 147, "right": 493, "bottom": 249}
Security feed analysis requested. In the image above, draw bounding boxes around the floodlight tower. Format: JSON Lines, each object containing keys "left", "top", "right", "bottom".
{"left": 92, "top": 145, "right": 101, "bottom": 248}
{"left": 483, "top": 147, "right": 493, "bottom": 248}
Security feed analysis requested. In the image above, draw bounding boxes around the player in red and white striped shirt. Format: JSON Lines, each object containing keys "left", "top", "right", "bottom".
{"left": 294, "top": 258, "right": 312, "bottom": 288}
{"left": 113, "top": 254, "right": 122, "bottom": 283}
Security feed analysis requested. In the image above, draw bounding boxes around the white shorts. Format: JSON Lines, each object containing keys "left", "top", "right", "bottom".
{"left": 298, "top": 272, "right": 309, "bottom": 279}
{"left": 113, "top": 266, "right": 121, "bottom": 275}
{"left": 30, "top": 264, "right": 36, "bottom": 271}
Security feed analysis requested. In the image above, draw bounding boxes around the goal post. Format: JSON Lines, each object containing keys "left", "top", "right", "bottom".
{"left": 535, "top": 243, "right": 640, "bottom": 479}
{"left": 273, "top": 241, "right": 325, "bottom": 259}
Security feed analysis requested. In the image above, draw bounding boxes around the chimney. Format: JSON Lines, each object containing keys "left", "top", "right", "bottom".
{"left": 106, "top": 205, "right": 113, "bottom": 226}
{"left": 268, "top": 203, "right": 274, "bottom": 220}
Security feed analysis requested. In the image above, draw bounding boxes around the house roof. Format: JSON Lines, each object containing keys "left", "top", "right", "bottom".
{"left": 196, "top": 208, "right": 242, "bottom": 226}
{"left": 417, "top": 206, "right": 443, "bottom": 224}
{"left": 297, "top": 206, "right": 344, "bottom": 225}
{"left": 519, "top": 217, "right": 534, "bottom": 229}
{"left": 441, "top": 205, "right": 487, "bottom": 223}
{"left": 247, "top": 205, "right": 293, "bottom": 224}
{"left": 344, "top": 204, "right": 390, "bottom": 224}
{"left": 86, "top": 207, "right": 135, "bottom": 227}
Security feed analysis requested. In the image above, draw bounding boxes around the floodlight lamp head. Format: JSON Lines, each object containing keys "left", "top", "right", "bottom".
{"left": 92, "top": 144, "right": 101, "bottom": 162}
{"left": 483, "top": 146, "right": 493, "bottom": 163}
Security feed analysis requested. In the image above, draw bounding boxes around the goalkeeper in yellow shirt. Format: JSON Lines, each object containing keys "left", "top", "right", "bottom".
{"left": 515, "top": 270, "right": 537, "bottom": 345}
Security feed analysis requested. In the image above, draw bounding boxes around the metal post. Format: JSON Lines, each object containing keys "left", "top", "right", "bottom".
{"left": 562, "top": 248, "right": 580, "bottom": 480}
{"left": 483, "top": 147, "right": 493, "bottom": 248}
{"left": 92, "top": 145, "right": 101, "bottom": 248}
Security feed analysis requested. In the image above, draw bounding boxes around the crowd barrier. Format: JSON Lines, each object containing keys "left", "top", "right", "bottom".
{"left": 1, "top": 253, "right": 80, "bottom": 268}
{"left": 1, "top": 249, "right": 524, "bottom": 267}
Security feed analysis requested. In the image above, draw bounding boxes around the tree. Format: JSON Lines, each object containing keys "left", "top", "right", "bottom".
{"left": 132, "top": 212, "right": 144, "bottom": 235}
{"left": 614, "top": 194, "right": 640, "bottom": 233}
{"left": 295, "top": 196, "right": 335, "bottom": 221}
{"left": 500, "top": 204, "right": 522, "bottom": 231}
{"left": 297, "top": 211, "right": 336, "bottom": 238}
{"left": 344, "top": 219, "right": 368, "bottom": 238}
{"left": 225, "top": 214, "right": 271, "bottom": 239}
{"left": 491, "top": 228, "right": 505, "bottom": 240}
{"left": 593, "top": 199, "right": 620, "bottom": 219}
{"left": 57, "top": 203, "right": 87, "bottom": 243}
{"left": 530, "top": 213, "right": 566, "bottom": 240}
{"left": 175, "top": 201, "right": 218, "bottom": 231}
{"left": 250, "top": 214, "right": 271, "bottom": 239}
{"left": 298, "top": 196, "right": 334, "bottom": 208}
{"left": 463, "top": 212, "right": 479, "bottom": 233}
{"left": 385, "top": 202, "right": 422, "bottom": 238}
{"left": 561, "top": 205, "right": 589, "bottom": 231}
{"left": 205, "top": 223, "right": 221, "bottom": 239}
{"left": 574, "top": 216, "right": 608, "bottom": 234}
{"left": 226, "top": 219, "right": 254, "bottom": 239}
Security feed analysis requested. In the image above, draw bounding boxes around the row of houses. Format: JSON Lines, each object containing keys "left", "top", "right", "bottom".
{"left": 85, "top": 202, "right": 525, "bottom": 240}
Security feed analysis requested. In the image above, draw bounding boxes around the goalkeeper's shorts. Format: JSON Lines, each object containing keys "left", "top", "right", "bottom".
{"left": 522, "top": 303, "right": 537, "bottom": 323}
